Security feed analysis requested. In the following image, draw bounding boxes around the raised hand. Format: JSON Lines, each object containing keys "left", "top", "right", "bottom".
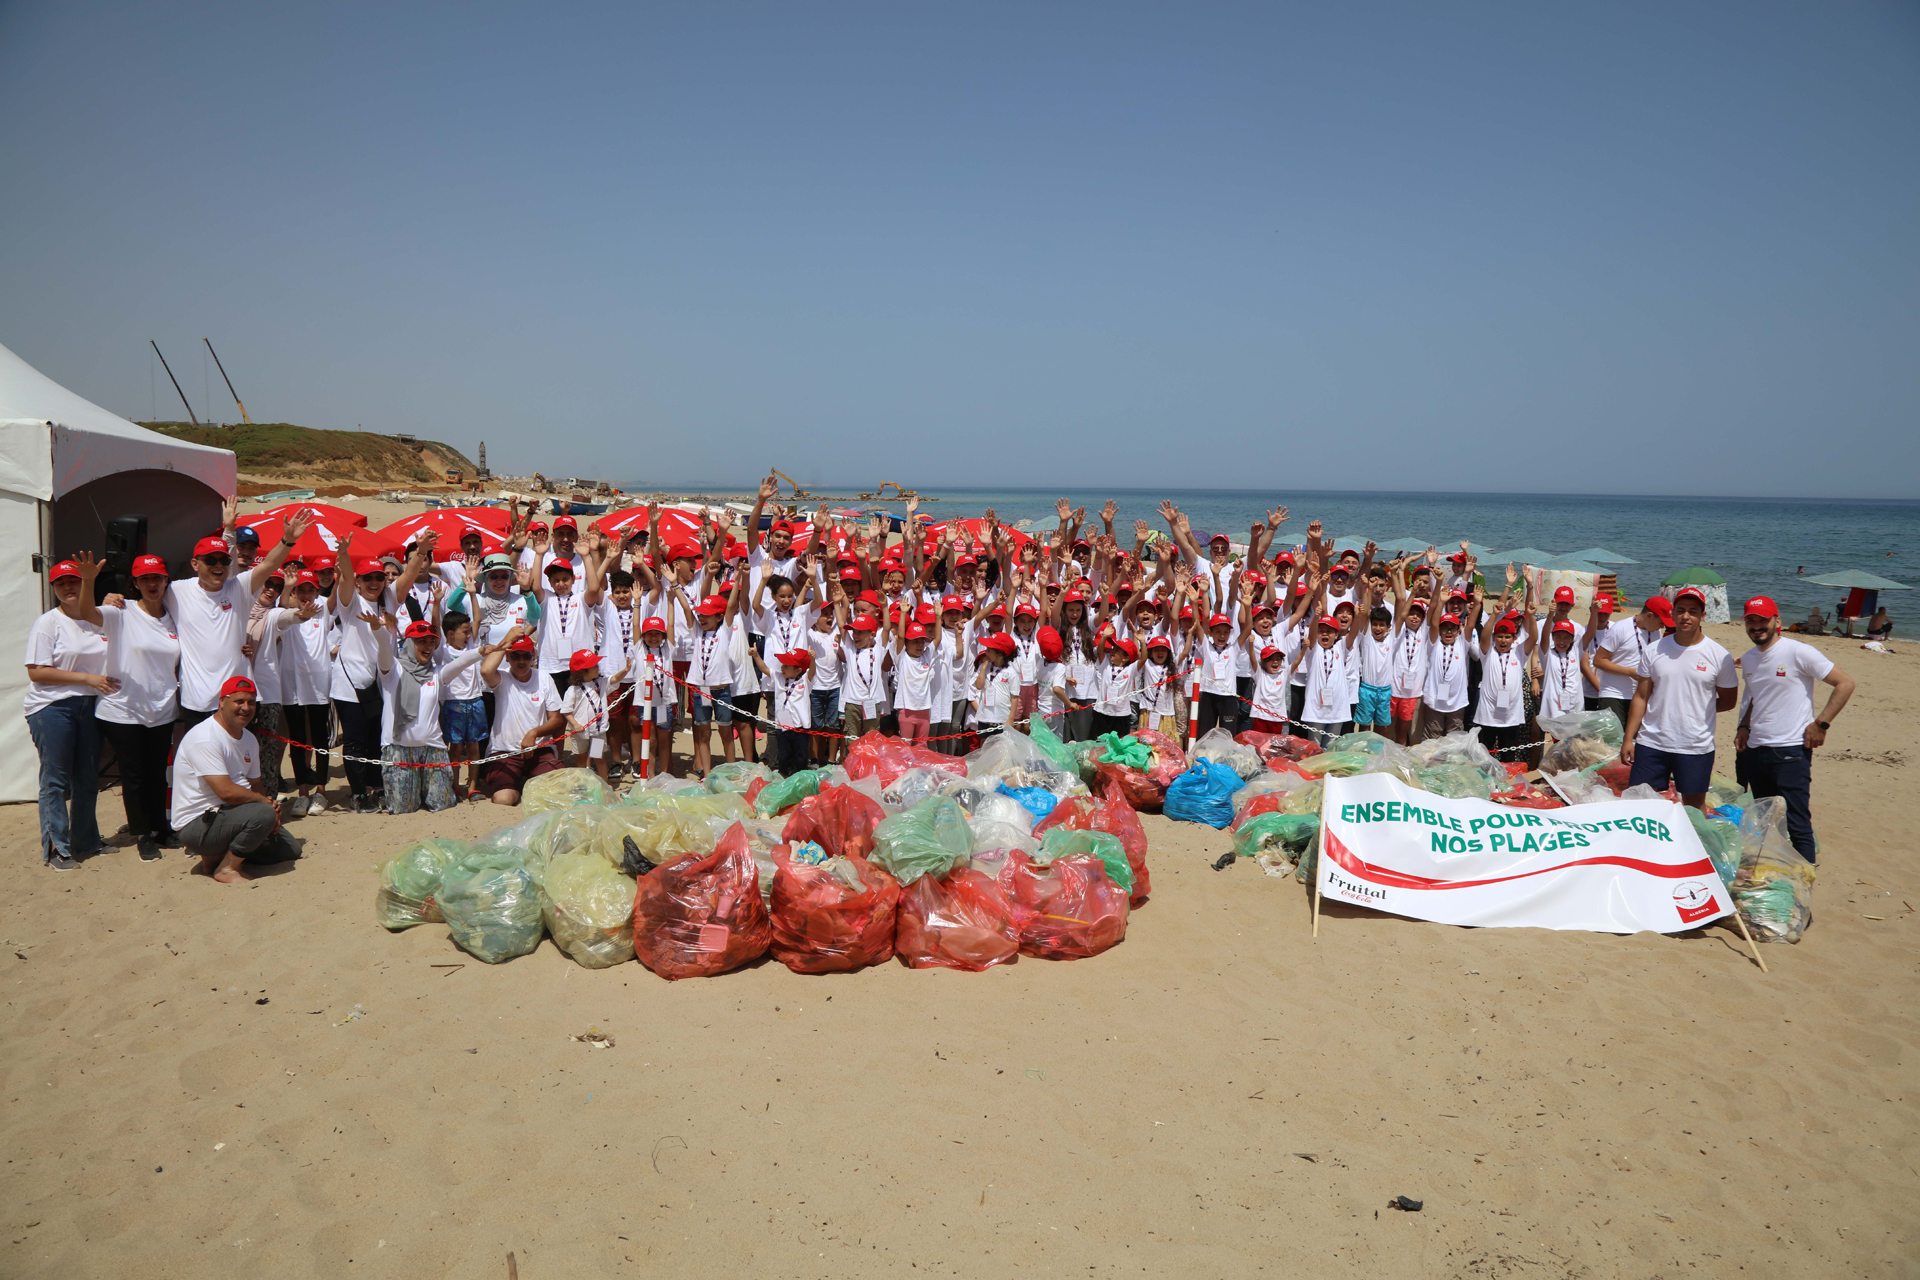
{"left": 222, "top": 497, "right": 239, "bottom": 529}
{"left": 1363, "top": 540, "right": 1377, "bottom": 559}
{"left": 283, "top": 509, "right": 313, "bottom": 544}
{"left": 1505, "top": 561, "right": 1518, "bottom": 588}
{"left": 758, "top": 474, "right": 779, "bottom": 502}
{"left": 904, "top": 494, "right": 918, "bottom": 516}
{"left": 1101, "top": 499, "right": 1118, "bottom": 524}
{"left": 1070, "top": 507, "right": 1086, "bottom": 525}
{"left": 1056, "top": 497, "right": 1071, "bottom": 521}
{"left": 1267, "top": 506, "right": 1290, "bottom": 529}
{"left": 1134, "top": 519, "right": 1149, "bottom": 542}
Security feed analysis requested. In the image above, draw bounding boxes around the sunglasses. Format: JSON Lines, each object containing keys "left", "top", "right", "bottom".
{"left": 357, "top": 573, "right": 386, "bottom": 583}
{"left": 507, "top": 653, "right": 534, "bottom": 662}
{"left": 199, "top": 555, "right": 231, "bottom": 567}
{"left": 487, "top": 571, "right": 512, "bottom": 579}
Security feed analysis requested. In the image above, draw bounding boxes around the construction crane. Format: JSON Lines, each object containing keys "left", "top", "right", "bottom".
{"left": 203, "top": 339, "right": 252, "bottom": 424}
{"left": 150, "top": 341, "right": 197, "bottom": 424}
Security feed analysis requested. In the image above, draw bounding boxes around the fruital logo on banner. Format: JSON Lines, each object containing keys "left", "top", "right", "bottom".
{"left": 1318, "top": 774, "right": 1732, "bottom": 935}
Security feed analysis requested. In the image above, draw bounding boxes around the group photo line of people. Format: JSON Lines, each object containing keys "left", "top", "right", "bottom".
{"left": 24, "top": 475, "right": 1852, "bottom": 880}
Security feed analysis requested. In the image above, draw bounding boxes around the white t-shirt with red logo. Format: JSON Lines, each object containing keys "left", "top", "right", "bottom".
{"left": 1737, "top": 638, "right": 1834, "bottom": 749}
{"left": 170, "top": 716, "right": 259, "bottom": 830}
{"left": 168, "top": 577, "right": 254, "bottom": 712}
{"left": 489, "top": 668, "right": 563, "bottom": 753}
{"left": 1635, "top": 635, "right": 1738, "bottom": 755}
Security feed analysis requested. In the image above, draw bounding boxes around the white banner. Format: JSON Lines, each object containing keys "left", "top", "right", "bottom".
{"left": 1318, "top": 774, "right": 1732, "bottom": 934}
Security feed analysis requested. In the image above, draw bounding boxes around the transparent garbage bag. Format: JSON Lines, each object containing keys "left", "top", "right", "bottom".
{"left": 542, "top": 851, "right": 638, "bottom": 968}
{"left": 882, "top": 766, "right": 948, "bottom": 811}
{"left": 521, "top": 767, "right": 613, "bottom": 813}
{"left": 632, "top": 822, "right": 772, "bottom": 979}
{"left": 1539, "top": 709, "right": 1625, "bottom": 774}
{"left": 997, "top": 850, "right": 1129, "bottom": 960}
{"left": 1192, "top": 728, "right": 1264, "bottom": 781}
{"left": 1733, "top": 797, "right": 1815, "bottom": 943}
{"left": 1232, "top": 812, "right": 1320, "bottom": 859}
{"left": 768, "top": 849, "right": 900, "bottom": 973}
{"left": 870, "top": 796, "right": 974, "bottom": 885}
{"left": 1034, "top": 827, "right": 1133, "bottom": 898}
{"left": 1415, "top": 763, "right": 1495, "bottom": 801}
{"left": 374, "top": 837, "right": 469, "bottom": 930}
{"left": 705, "top": 761, "right": 778, "bottom": 795}
{"left": 1684, "top": 806, "right": 1743, "bottom": 887}
{"left": 780, "top": 784, "right": 890, "bottom": 859}
{"left": 969, "top": 819, "right": 1041, "bottom": 859}
{"left": 439, "top": 845, "right": 547, "bottom": 964}
{"left": 754, "top": 768, "right": 829, "bottom": 817}
{"left": 964, "top": 727, "right": 1054, "bottom": 781}
{"left": 1163, "top": 759, "right": 1246, "bottom": 828}
{"left": 1033, "top": 796, "right": 1150, "bottom": 906}
{"left": 894, "top": 869, "right": 1019, "bottom": 971}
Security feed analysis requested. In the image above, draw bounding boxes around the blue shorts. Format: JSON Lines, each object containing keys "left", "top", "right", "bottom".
{"left": 1629, "top": 744, "right": 1714, "bottom": 796}
{"left": 811, "top": 686, "right": 842, "bottom": 729}
{"left": 625, "top": 682, "right": 674, "bottom": 728}
{"left": 440, "top": 697, "right": 489, "bottom": 745}
{"left": 691, "top": 685, "right": 732, "bottom": 725}
{"left": 1356, "top": 681, "right": 1392, "bottom": 726}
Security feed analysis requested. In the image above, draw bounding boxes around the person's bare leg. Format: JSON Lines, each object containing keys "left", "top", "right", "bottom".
{"left": 211, "top": 852, "right": 251, "bottom": 884}
{"left": 692, "top": 725, "right": 711, "bottom": 776}
{"left": 491, "top": 788, "right": 521, "bottom": 806}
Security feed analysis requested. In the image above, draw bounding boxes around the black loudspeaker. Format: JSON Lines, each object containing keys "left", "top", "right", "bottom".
{"left": 100, "top": 514, "right": 148, "bottom": 601}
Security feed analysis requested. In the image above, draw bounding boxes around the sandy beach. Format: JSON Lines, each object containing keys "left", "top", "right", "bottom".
{"left": 3, "top": 498, "right": 1915, "bottom": 1278}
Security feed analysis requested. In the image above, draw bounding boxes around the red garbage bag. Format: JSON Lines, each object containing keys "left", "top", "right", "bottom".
{"left": 997, "top": 850, "right": 1129, "bottom": 960}
{"left": 632, "top": 822, "right": 772, "bottom": 980}
{"left": 842, "top": 731, "right": 968, "bottom": 788}
{"left": 1033, "top": 796, "right": 1151, "bottom": 907}
{"left": 1595, "top": 762, "right": 1632, "bottom": 795}
{"left": 781, "top": 784, "right": 888, "bottom": 859}
{"left": 894, "top": 869, "right": 1019, "bottom": 971}
{"left": 768, "top": 847, "right": 900, "bottom": 973}
{"left": 744, "top": 777, "right": 768, "bottom": 808}
{"left": 1230, "top": 791, "right": 1287, "bottom": 830}
{"left": 1095, "top": 760, "right": 1164, "bottom": 811}
{"left": 1234, "top": 730, "right": 1323, "bottom": 764}
{"left": 1493, "top": 789, "right": 1565, "bottom": 810}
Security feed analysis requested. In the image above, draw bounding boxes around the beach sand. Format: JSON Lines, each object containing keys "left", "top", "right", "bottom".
{"left": 4, "top": 508, "right": 1916, "bottom": 1277}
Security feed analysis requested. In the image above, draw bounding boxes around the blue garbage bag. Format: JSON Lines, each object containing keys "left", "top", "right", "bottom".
{"left": 997, "top": 782, "right": 1059, "bottom": 825}
{"left": 1163, "top": 760, "right": 1246, "bottom": 828}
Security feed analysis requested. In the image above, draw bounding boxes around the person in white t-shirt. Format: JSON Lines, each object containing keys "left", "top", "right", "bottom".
{"left": 274, "top": 572, "right": 337, "bottom": 813}
{"left": 1622, "top": 587, "right": 1739, "bottom": 807}
{"left": 1591, "top": 596, "right": 1670, "bottom": 726}
{"left": 1032, "top": 626, "right": 1070, "bottom": 738}
{"left": 477, "top": 629, "right": 567, "bottom": 805}
{"left": 172, "top": 505, "right": 310, "bottom": 728}
{"left": 685, "top": 555, "right": 749, "bottom": 779}
{"left": 1537, "top": 620, "right": 1591, "bottom": 725}
{"left": 56, "top": 552, "right": 182, "bottom": 859}
{"left": 1289, "top": 584, "right": 1364, "bottom": 746}
{"left": 24, "top": 557, "right": 112, "bottom": 868}
{"left": 373, "top": 616, "right": 485, "bottom": 813}
{"left": 625, "top": 613, "right": 678, "bottom": 778}
{"left": 1420, "top": 598, "right": 1481, "bottom": 742}
{"left": 1471, "top": 567, "right": 1538, "bottom": 760}
{"left": 558, "top": 649, "right": 612, "bottom": 777}
{"left": 1353, "top": 588, "right": 1395, "bottom": 735}
{"left": 1734, "top": 595, "right": 1855, "bottom": 861}
{"left": 1089, "top": 636, "right": 1140, "bottom": 739}
{"left": 972, "top": 633, "right": 1020, "bottom": 734}
{"left": 171, "top": 676, "right": 300, "bottom": 883}
{"left": 1136, "top": 631, "right": 1189, "bottom": 738}
{"left": 767, "top": 648, "right": 815, "bottom": 776}
{"left": 1386, "top": 556, "right": 1433, "bottom": 745}
{"left": 522, "top": 528, "right": 607, "bottom": 697}
{"left": 330, "top": 527, "right": 411, "bottom": 812}
{"left": 888, "top": 619, "right": 941, "bottom": 746}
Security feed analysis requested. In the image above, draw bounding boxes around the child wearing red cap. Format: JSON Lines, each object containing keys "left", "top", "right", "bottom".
{"left": 372, "top": 612, "right": 487, "bottom": 814}
{"left": 887, "top": 611, "right": 940, "bottom": 746}
{"left": 683, "top": 529, "right": 750, "bottom": 777}
{"left": 768, "top": 648, "right": 815, "bottom": 776}
{"left": 1470, "top": 564, "right": 1539, "bottom": 760}
{"left": 1032, "top": 625, "right": 1069, "bottom": 737}
{"left": 1590, "top": 597, "right": 1668, "bottom": 727}
{"left": 1052, "top": 584, "right": 1101, "bottom": 743}
{"left": 560, "top": 651, "right": 611, "bottom": 778}
{"left": 628, "top": 612, "right": 678, "bottom": 777}
{"left": 477, "top": 626, "right": 567, "bottom": 805}
{"left": 972, "top": 633, "right": 1019, "bottom": 734}
{"left": 1288, "top": 565, "right": 1367, "bottom": 745}
{"left": 806, "top": 579, "right": 849, "bottom": 764}
{"left": 1385, "top": 556, "right": 1432, "bottom": 745}
{"left": 1090, "top": 637, "right": 1140, "bottom": 738}
{"left": 839, "top": 610, "right": 891, "bottom": 742}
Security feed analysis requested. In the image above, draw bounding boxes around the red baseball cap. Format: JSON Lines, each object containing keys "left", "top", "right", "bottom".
{"left": 1110, "top": 637, "right": 1139, "bottom": 661}
{"left": 1062, "top": 587, "right": 1087, "bottom": 603}
{"left": 307, "top": 553, "right": 337, "bottom": 572}
{"left": 1259, "top": 644, "right": 1283, "bottom": 661}
{"left": 668, "top": 542, "right": 700, "bottom": 563}
{"left": 695, "top": 595, "right": 727, "bottom": 616}
{"left": 1494, "top": 616, "right": 1519, "bottom": 635}
{"left": 1447, "top": 552, "right": 1468, "bottom": 563}
{"left": 849, "top": 615, "right": 878, "bottom": 632}
{"left": 1178, "top": 605, "right": 1196, "bottom": 620}
{"left": 1244, "top": 571, "right": 1267, "bottom": 586}
{"left": 858, "top": 589, "right": 881, "bottom": 607}
{"left": 131, "top": 554, "right": 168, "bottom": 577}
{"left": 1552, "top": 619, "right": 1576, "bottom": 635}
{"left": 1207, "top": 613, "right": 1230, "bottom": 629}
{"left": 985, "top": 602, "right": 1007, "bottom": 620}
{"left": 1014, "top": 601, "right": 1039, "bottom": 618}
{"left": 725, "top": 543, "right": 749, "bottom": 562}
{"left": 1594, "top": 593, "right": 1615, "bottom": 613}
{"left": 193, "top": 536, "right": 229, "bottom": 559}
{"left": 980, "top": 633, "right": 1017, "bottom": 656}
{"left": 954, "top": 553, "right": 977, "bottom": 567}
{"left": 405, "top": 620, "right": 438, "bottom": 640}
{"left": 1071, "top": 537, "right": 1091, "bottom": 550}
{"left": 552, "top": 515, "right": 577, "bottom": 531}
{"left": 1674, "top": 587, "right": 1707, "bottom": 608}
{"left": 639, "top": 615, "right": 667, "bottom": 634}
{"left": 1439, "top": 612, "right": 1462, "bottom": 627}
{"left": 1274, "top": 550, "right": 1296, "bottom": 565}
{"left": 1405, "top": 598, "right": 1427, "bottom": 615}
{"left": 354, "top": 557, "right": 385, "bottom": 577}
{"left": 838, "top": 566, "right": 863, "bottom": 583}
{"left": 903, "top": 622, "right": 928, "bottom": 641}
{"left": 1037, "top": 625, "right": 1063, "bottom": 661}
{"left": 47, "top": 560, "right": 80, "bottom": 582}
{"left": 1553, "top": 586, "right": 1575, "bottom": 604}
{"left": 527, "top": 521, "right": 549, "bottom": 533}
{"left": 219, "top": 675, "right": 257, "bottom": 699}
{"left": 291, "top": 571, "right": 319, "bottom": 588}
{"left": 1252, "top": 601, "right": 1277, "bottom": 617}
{"left": 1208, "top": 531, "right": 1231, "bottom": 545}
{"left": 544, "top": 559, "right": 576, "bottom": 577}
{"left": 770, "top": 520, "right": 793, "bottom": 535}
{"left": 777, "top": 648, "right": 812, "bottom": 668}
{"left": 1145, "top": 634, "right": 1173, "bottom": 652}
{"left": 940, "top": 594, "right": 965, "bottom": 613}
{"left": 1743, "top": 595, "right": 1779, "bottom": 619}
{"left": 1644, "top": 596, "right": 1673, "bottom": 621}
{"left": 1317, "top": 614, "right": 1341, "bottom": 629}
{"left": 914, "top": 604, "right": 936, "bottom": 625}
{"left": 506, "top": 635, "right": 536, "bottom": 654}
{"left": 568, "top": 648, "right": 601, "bottom": 671}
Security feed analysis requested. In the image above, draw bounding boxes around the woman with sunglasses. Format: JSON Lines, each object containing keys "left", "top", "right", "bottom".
{"left": 23, "top": 557, "right": 111, "bottom": 868}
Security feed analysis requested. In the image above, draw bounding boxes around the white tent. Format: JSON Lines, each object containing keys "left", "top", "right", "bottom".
{"left": 0, "top": 341, "right": 235, "bottom": 803}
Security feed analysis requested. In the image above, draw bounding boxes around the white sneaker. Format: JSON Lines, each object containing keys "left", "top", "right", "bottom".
{"left": 285, "top": 795, "right": 308, "bottom": 818}
{"left": 304, "top": 793, "right": 328, "bottom": 814}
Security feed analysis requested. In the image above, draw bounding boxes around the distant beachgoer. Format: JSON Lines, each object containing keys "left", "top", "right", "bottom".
{"left": 1735, "top": 596, "right": 1855, "bottom": 862}
{"left": 1865, "top": 607, "right": 1892, "bottom": 641}
{"left": 1803, "top": 605, "right": 1828, "bottom": 635}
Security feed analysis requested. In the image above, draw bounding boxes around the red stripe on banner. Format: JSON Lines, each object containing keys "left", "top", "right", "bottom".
{"left": 1323, "top": 828, "right": 1715, "bottom": 892}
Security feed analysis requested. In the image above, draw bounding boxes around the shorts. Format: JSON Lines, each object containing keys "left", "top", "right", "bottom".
{"left": 440, "top": 696, "right": 489, "bottom": 745}
{"left": 1248, "top": 716, "right": 1289, "bottom": 735}
{"left": 1356, "top": 681, "right": 1392, "bottom": 726}
{"left": 1390, "top": 695, "right": 1421, "bottom": 722}
{"left": 478, "top": 744, "right": 560, "bottom": 796}
{"left": 631, "top": 684, "right": 674, "bottom": 727}
{"left": 811, "top": 686, "right": 842, "bottom": 730}
{"left": 1629, "top": 744, "right": 1714, "bottom": 796}
{"left": 691, "top": 685, "right": 733, "bottom": 725}
{"left": 843, "top": 704, "right": 870, "bottom": 739}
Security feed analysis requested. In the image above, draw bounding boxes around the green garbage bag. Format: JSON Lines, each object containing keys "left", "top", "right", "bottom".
{"left": 521, "top": 767, "right": 612, "bottom": 813}
{"left": 1233, "top": 813, "right": 1319, "bottom": 858}
{"left": 1096, "top": 733, "right": 1152, "bottom": 770}
{"left": 542, "top": 851, "right": 638, "bottom": 968}
{"left": 374, "top": 837, "right": 469, "bottom": 930}
{"left": 1415, "top": 763, "right": 1494, "bottom": 801}
{"left": 1298, "top": 750, "right": 1370, "bottom": 778}
{"left": 1028, "top": 719, "right": 1079, "bottom": 775}
{"left": 755, "top": 768, "right": 828, "bottom": 817}
{"left": 1330, "top": 730, "right": 1396, "bottom": 757}
{"left": 1294, "top": 829, "right": 1322, "bottom": 884}
{"left": 706, "top": 761, "right": 778, "bottom": 795}
{"left": 439, "top": 846, "right": 546, "bottom": 963}
{"left": 1685, "top": 807, "right": 1743, "bottom": 886}
{"left": 1067, "top": 740, "right": 1103, "bottom": 781}
{"left": 870, "top": 796, "right": 973, "bottom": 885}
{"left": 1036, "top": 827, "right": 1134, "bottom": 897}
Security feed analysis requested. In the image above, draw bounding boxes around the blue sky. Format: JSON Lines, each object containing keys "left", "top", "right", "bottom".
{"left": 2, "top": 2, "right": 1916, "bottom": 496}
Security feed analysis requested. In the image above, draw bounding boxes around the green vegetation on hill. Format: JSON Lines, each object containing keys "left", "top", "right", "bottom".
{"left": 141, "top": 422, "right": 476, "bottom": 484}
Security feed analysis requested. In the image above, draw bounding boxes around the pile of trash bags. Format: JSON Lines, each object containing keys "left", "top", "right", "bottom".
{"left": 1731, "top": 797, "right": 1815, "bottom": 944}
{"left": 1538, "top": 709, "right": 1624, "bottom": 774}
{"left": 370, "top": 726, "right": 1153, "bottom": 975}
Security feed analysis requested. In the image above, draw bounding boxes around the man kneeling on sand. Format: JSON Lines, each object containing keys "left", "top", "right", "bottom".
{"left": 170, "top": 676, "right": 301, "bottom": 883}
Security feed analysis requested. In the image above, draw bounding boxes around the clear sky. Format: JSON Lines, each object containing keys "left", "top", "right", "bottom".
{"left": 2, "top": 2, "right": 1916, "bottom": 496}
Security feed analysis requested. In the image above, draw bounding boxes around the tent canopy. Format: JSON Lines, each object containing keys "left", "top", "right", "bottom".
{"left": 1566, "top": 546, "right": 1638, "bottom": 564}
{"left": 1803, "top": 569, "right": 1910, "bottom": 591}
{"left": 1479, "top": 546, "right": 1555, "bottom": 566}
{"left": 1660, "top": 566, "right": 1727, "bottom": 586}
{"left": 0, "top": 342, "right": 234, "bottom": 501}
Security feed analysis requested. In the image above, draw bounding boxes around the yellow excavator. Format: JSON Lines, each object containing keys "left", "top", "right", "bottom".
{"left": 857, "top": 481, "right": 917, "bottom": 501}
{"left": 770, "top": 469, "right": 812, "bottom": 500}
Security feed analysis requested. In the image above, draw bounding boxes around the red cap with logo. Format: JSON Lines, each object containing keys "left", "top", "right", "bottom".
{"left": 131, "top": 554, "right": 168, "bottom": 577}
{"left": 1553, "top": 586, "right": 1575, "bottom": 604}
{"left": 552, "top": 515, "right": 577, "bottom": 531}
{"left": 193, "top": 536, "right": 230, "bottom": 559}
{"left": 639, "top": 615, "right": 667, "bottom": 635}
{"left": 506, "top": 635, "right": 536, "bottom": 654}
{"left": 777, "top": 649, "right": 812, "bottom": 668}
{"left": 903, "top": 622, "right": 928, "bottom": 641}
{"left": 940, "top": 594, "right": 965, "bottom": 613}
{"left": 1109, "top": 636, "right": 1139, "bottom": 662}
{"left": 1318, "top": 614, "right": 1342, "bottom": 629}
{"left": 1552, "top": 620, "right": 1576, "bottom": 635}
{"left": 1674, "top": 586, "right": 1707, "bottom": 608}
{"left": 47, "top": 560, "right": 80, "bottom": 582}
{"left": 1014, "top": 602, "right": 1039, "bottom": 619}
{"left": 838, "top": 566, "right": 863, "bottom": 582}
{"left": 1595, "top": 592, "right": 1615, "bottom": 613}
{"left": 219, "top": 675, "right": 257, "bottom": 699}
{"left": 404, "top": 620, "right": 437, "bottom": 640}
{"left": 1206, "top": 613, "right": 1230, "bottom": 629}
{"left": 979, "top": 633, "right": 1017, "bottom": 656}
{"left": 1259, "top": 644, "right": 1283, "bottom": 661}
{"left": 569, "top": 649, "right": 601, "bottom": 671}
{"left": 1644, "top": 596, "right": 1673, "bottom": 621}
{"left": 354, "top": 557, "right": 385, "bottom": 577}
{"left": 1439, "top": 612, "right": 1462, "bottom": 627}
{"left": 696, "top": 595, "right": 727, "bottom": 616}
{"left": 914, "top": 604, "right": 937, "bottom": 626}
{"left": 308, "top": 552, "right": 337, "bottom": 572}
{"left": 849, "top": 615, "right": 878, "bottom": 632}
{"left": 1742, "top": 595, "right": 1779, "bottom": 619}
{"left": 291, "top": 570, "right": 319, "bottom": 588}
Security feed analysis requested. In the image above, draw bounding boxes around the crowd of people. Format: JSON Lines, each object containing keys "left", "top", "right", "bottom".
{"left": 21, "top": 477, "right": 1854, "bottom": 876}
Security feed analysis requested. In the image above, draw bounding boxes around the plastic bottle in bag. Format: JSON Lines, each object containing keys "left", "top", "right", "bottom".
{"left": 1733, "top": 797, "right": 1815, "bottom": 943}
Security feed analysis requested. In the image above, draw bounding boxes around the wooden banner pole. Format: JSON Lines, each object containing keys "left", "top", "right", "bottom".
{"left": 1730, "top": 909, "right": 1768, "bottom": 973}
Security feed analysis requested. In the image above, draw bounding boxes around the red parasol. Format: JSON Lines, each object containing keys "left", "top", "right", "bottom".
{"left": 925, "top": 517, "right": 1033, "bottom": 551}
{"left": 256, "top": 501, "right": 368, "bottom": 529}
{"left": 377, "top": 507, "right": 512, "bottom": 558}
{"left": 242, "top": 509, "right": 403, "bottom": 565}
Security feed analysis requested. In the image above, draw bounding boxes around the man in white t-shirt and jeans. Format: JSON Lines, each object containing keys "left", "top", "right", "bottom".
{"left": 1733, "top": 595, "right": 1855, "bottom": 863}
{"left": 1622, "top": 587, "right": 1738, "bottom": 809}
{"left": 171, "top": 676, "right": 301, "bottom": 884}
